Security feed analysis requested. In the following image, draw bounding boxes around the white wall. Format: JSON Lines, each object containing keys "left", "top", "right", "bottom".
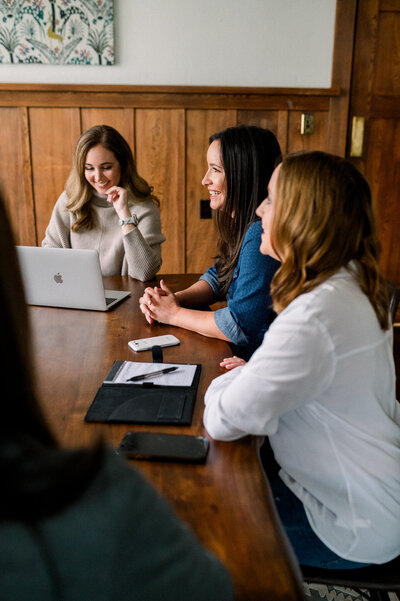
{"left": 0, "top": 0, "right": 336, "bottom": 87}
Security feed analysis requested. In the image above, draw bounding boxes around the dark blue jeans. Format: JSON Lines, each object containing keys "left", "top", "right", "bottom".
{"left": 260, "top": 440, "right": 371, "bottom": 569}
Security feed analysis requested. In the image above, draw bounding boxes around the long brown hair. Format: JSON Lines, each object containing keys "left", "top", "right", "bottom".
{"left": 0, "top": 195, "right": 103, "bottom": 521}
{"left": 210, "top": 125, "right": 281, "bottom": 296}
{"left": 270, "top": 151, "right": 389, "bottom": 329}
{"left": 65, "top": 124, "right": 159, "bottom": 232}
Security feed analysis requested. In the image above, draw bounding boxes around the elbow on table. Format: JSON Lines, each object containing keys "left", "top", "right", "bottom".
{"left": 203, "top": 408, "right": 245, "bottom": 442}
{"left": 129, "top": 257, "right": 162, "bottom": 282}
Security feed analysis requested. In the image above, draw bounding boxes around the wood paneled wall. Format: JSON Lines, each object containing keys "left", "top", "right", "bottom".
{"left": 347, "top": 0, "right": 400, "bottom": 288}
{"left": 0, "top": 84, "right": 340, "bottom": 274}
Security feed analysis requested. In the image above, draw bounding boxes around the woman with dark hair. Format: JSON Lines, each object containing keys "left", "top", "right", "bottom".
{"left": 0, "top": 196, "right": 233, "bottom": 599}
{"left": 139, "top": 125, "right": 282, "bottom": 358}
{"left": 42, "top": 124, "right": 165, "bottom": 281}
{"left": 204, "top": 151, "right": 400, "bottom": 568}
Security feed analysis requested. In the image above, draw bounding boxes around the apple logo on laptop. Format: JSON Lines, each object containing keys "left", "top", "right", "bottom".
{"left": 54, "top": 273, "right": 63, "bottom": 284}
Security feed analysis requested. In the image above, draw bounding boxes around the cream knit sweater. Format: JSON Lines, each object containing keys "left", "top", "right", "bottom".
{"left": 42, "top": 191, "right": 165, "bottom": 281}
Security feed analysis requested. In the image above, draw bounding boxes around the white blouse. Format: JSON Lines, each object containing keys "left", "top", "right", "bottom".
{"left": 204, "top": 268, "right": 400, "bottom": 564}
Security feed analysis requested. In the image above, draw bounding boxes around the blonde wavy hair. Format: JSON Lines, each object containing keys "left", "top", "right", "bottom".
{"left": 270, "top": 151, "right": 389, "bottom": 329}
{"left": 65, "top": 125, "right": 159, "bottom": 232}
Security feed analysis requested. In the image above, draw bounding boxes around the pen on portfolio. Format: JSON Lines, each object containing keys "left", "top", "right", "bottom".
{"left": 126, "top": 366, "right": 178, "bottom": 382}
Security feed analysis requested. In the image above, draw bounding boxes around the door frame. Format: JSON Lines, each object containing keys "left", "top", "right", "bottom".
{"left": 327, "top": 0, "right": 358, "bottom": 156}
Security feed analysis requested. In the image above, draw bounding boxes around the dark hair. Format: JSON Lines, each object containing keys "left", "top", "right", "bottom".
{"left": 270, "top": 151, "right": 389, "bottom": 329}
{"left": 210, "top": 125, "right": 281, "bottom": 295}
{"left": 0, "top": 196, "right": 103, "bottom": 522}
{"left": 66, "top": 124, "right": 159, "bottom": 232}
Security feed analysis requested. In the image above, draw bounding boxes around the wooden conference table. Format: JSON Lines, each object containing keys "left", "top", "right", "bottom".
{"left": 30, "top": 274, "right": 304, "bottom": 601}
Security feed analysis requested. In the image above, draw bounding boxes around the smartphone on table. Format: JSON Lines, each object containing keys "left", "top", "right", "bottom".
{"left": 128, "top": 334, "right": 180, "bottom": 352}
{"left": 117, "top": 432, "right": 209, "bottom": 463}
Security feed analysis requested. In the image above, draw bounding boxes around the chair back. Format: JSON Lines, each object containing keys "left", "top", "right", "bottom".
{"left": 301, "top": 554, "right": 400, "bottom": 592}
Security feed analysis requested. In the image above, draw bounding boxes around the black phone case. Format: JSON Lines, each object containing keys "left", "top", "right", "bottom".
{"left": 84, "top": 361, "right": 201, "bottom": 425}
{"left": 117, "top": 432, "right": 209, "bottom": 463}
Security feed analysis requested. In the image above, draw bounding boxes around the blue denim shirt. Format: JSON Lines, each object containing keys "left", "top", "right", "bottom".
{"left": 199, "top": 220, "right": 280, "bottom": 358}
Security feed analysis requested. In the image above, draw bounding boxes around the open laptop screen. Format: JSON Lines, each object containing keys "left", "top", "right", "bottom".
{"left": 16, "top": 246, "right": 130, "bottom": 311}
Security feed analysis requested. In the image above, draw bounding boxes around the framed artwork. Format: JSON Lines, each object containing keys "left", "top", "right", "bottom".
{"left": 0, "top": 0, "right": 114, "bottom": 65}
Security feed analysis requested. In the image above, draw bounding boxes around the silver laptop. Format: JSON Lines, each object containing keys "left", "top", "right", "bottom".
{"left": 16, "top": 246, "right": 131, "bottom": 311}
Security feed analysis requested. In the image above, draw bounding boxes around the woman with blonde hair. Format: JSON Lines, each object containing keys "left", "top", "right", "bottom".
{"left": 204, "top": 151, "right": 400, "bottom": 568}
{"left": 42, "top": 124, "right": 165, "bottom": 281}
{"left": 0, "top": 194, "right": 232, "bottom": 599}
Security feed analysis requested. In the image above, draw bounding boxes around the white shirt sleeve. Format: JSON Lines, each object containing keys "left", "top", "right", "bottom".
{"left": 204, "top": 302, "right": 337, "bottom": 441}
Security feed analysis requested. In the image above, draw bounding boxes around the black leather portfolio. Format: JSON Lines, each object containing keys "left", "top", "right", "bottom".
{"left": 84, "top": 361, "right": 201, "bottom": 425}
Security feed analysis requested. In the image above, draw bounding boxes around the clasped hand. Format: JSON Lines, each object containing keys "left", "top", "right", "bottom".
{"left": 139, "top": 280, "right": 180, "bottom": 325}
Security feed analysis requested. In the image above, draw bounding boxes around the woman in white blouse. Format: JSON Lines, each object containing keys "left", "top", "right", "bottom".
{"left": 204, "top": 151, "right": 400, "bottom": 569}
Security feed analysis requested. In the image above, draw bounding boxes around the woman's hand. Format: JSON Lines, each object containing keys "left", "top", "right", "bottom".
{"left": 139, "top": 287, "right": 154, "bottom": 324}
{"left": 220, "top": 356, "right": 247, "bottom": 370}
{"left": 105, "top": 185, "right": 129, "bottom": 216}
{"left": 139, "top": 284, "right": 167, "bottom": 324}
{"left": 139, "top": 280, "right": 179, "bottom": 325}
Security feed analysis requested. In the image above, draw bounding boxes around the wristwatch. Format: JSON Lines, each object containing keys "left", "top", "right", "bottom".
{"left": 119, "top": 214, "right": 138, "bottom": 228}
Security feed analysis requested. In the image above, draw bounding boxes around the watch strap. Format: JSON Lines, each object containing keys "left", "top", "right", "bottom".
{"left": 119, "top": 214, "right": 138, "bottom": 227}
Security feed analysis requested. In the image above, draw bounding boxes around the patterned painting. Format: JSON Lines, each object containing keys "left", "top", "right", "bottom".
{"left": 0, "top": 0, "right": 114, "bottom": 65}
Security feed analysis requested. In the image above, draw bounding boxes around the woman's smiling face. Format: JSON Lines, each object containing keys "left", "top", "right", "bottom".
{"left": 84, "top": 144, "right": 121, "bottom": 195}
{"left": 201, "top": 140, "right": 227, "bottom": 211}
